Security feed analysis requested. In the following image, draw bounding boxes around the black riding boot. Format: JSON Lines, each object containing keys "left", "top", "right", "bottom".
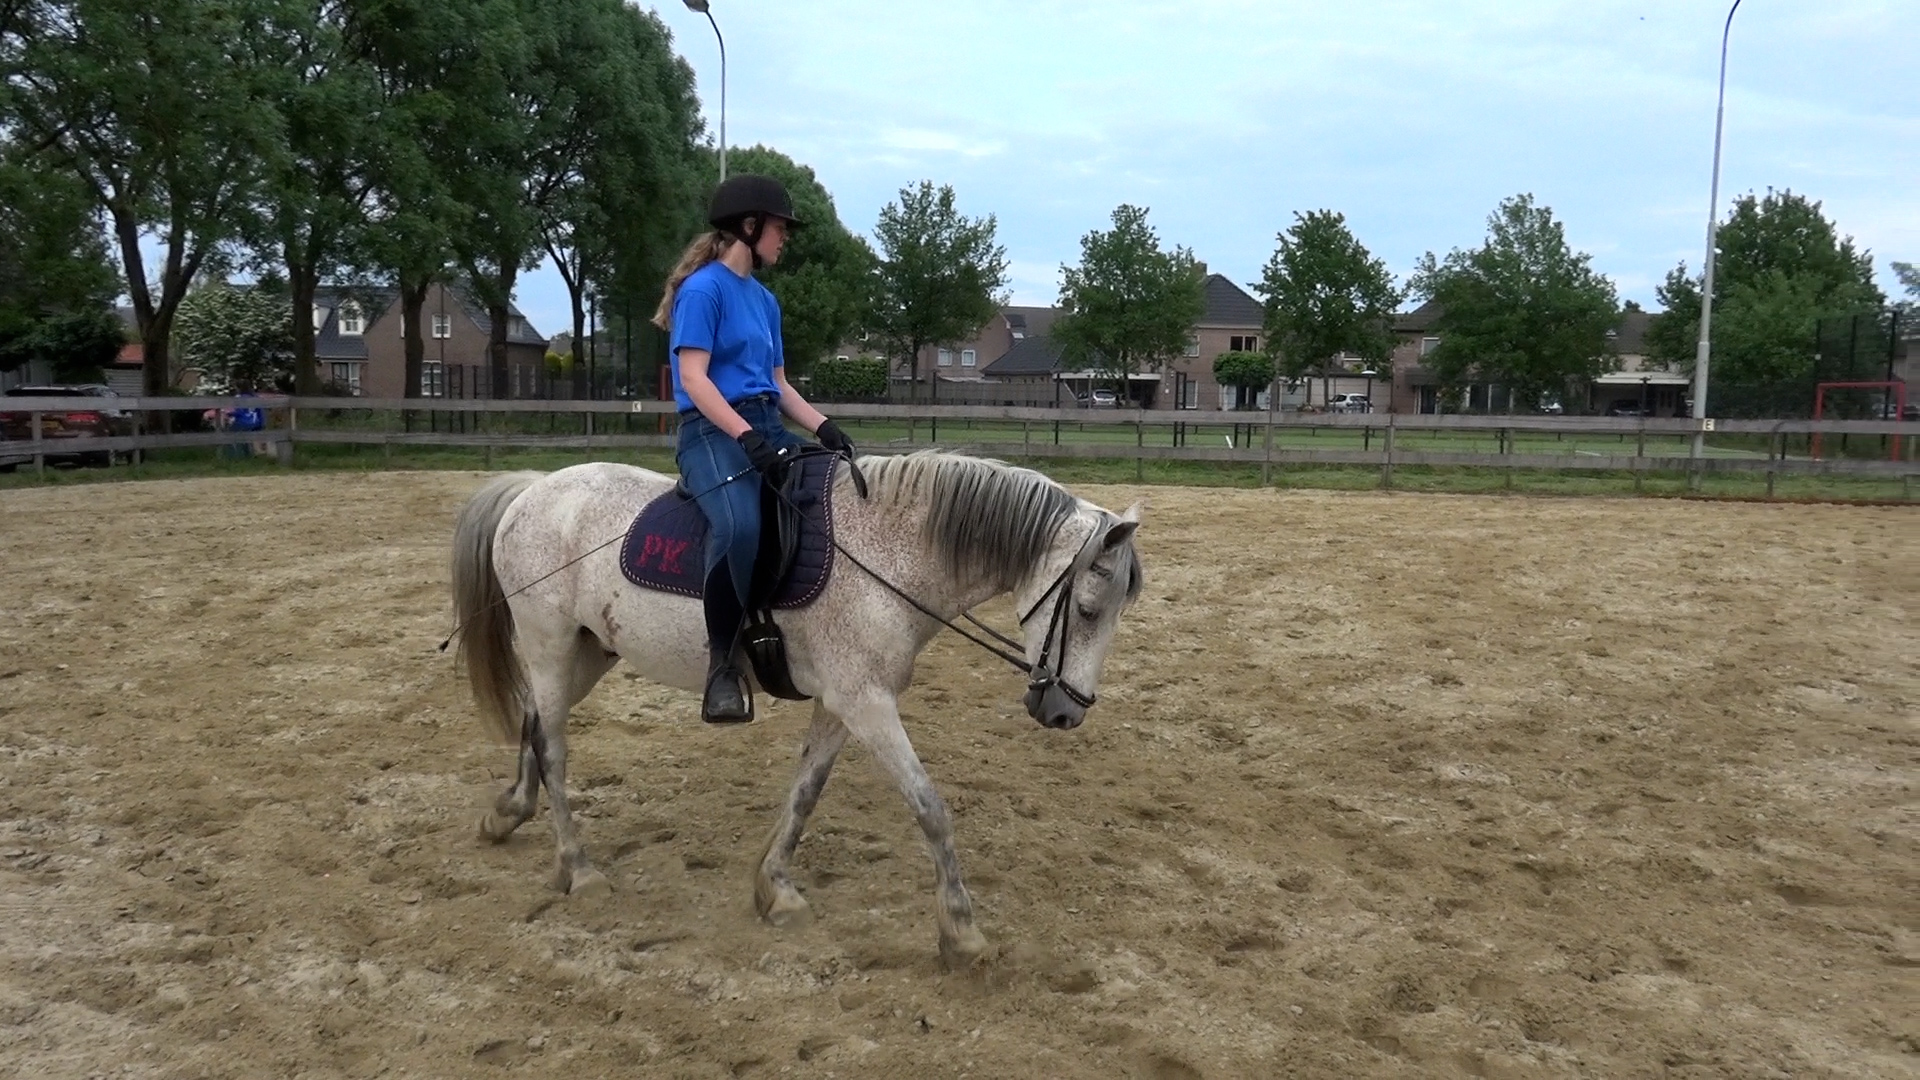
{"left": 701, "top": 562, "right": 752, "bottom": 723}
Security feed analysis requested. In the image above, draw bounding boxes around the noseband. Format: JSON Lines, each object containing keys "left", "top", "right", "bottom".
{"left": 1015, "top": 536, "right": 1099, "bottom": 710}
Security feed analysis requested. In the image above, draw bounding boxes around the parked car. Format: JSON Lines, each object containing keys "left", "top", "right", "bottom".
{"left": 0, "top": 431, "right": 30, "bottom": 472}
{"left": 1878, "top": 402, "right": 1919, "bottom": 421}
{"left": 0, "top": 384, "right": 132, "bottom": 467}
{"left": 1328, "top": 393, "right": 1372, "bottom": 413}
{"left": 1604, "top": 399, "right": 1649, "bottom": 418}
{"left": 1536, "top": 397, "right": 1564, "bottom": 415}
{"left": 1089, "top": 388, "right": 1118, "bottom": 408}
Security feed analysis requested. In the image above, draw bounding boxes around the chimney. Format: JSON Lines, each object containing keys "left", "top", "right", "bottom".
{"left": 1195, "top": 261, "right": 1208, "bottom": 277}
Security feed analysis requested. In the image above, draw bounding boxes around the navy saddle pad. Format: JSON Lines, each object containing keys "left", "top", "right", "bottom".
{"left": 619, "top": 452, "right": 838, "bottom": 609}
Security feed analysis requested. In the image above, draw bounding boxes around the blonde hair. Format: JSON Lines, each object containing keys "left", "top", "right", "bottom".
{"left": 652, "top": 230, "right": 733, "bottom": 331}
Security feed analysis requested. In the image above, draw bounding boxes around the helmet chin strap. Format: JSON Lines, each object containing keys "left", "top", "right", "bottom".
{"left": 726, "top": 216, "right": 767, "bottom": 269}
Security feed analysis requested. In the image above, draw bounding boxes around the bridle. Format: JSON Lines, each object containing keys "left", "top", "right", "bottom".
{"left": 773, "top": 450, "right": 1104, "bottom": 710}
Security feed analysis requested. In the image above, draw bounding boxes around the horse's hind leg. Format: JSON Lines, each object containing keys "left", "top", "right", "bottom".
{"left": 755, "top": 702, "right": 849, "bottom": 927}
{"left": 527, "top": 631, "right": 619, "bottom": 898}
{"left": 478, "top": 712, "right": 543, "bottom": 842}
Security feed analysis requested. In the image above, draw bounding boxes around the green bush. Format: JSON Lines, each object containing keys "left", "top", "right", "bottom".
{"left": 810, "top": 356, "right": 888, "bottom": 398}
{"left": 1212, "top": 350, "right": 1274, "bottom": 389}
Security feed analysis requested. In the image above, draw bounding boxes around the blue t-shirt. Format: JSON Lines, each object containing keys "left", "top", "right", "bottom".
{"left": 668, "top": 260, "right": 784, "bottom": 412}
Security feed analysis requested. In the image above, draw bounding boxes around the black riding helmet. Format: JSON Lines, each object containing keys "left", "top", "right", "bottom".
{"left": 708, "top": 174, "right": 803, "bottom": 268}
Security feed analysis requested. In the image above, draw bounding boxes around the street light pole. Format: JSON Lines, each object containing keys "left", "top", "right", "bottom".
{"left": 682, "top": 0, "right": 726, "bottom": 181}
{"left": 1691, "top": 0, "right": 1743, "bottom": 469}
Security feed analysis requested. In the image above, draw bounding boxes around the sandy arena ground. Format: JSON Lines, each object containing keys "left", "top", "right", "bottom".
{"left": 0, "top": 471, "right": 1914, "bottom": 1079}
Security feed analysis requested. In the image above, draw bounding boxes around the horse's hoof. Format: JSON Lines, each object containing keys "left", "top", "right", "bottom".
{"left": 939, "top": 926, "right": 988, "bottom": 971}
{"left": 762, "top": 888, "right": 812, "bottom": 929}
{"left": 478, "top": 812, "right": 516, "bottom": 844}
{"left": 568, "top": 868, "right": 612, "bottom": 901}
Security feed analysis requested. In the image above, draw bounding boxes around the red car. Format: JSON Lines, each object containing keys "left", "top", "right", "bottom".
{"left": 0, "top": 384, "right": 132, "bottom": 467}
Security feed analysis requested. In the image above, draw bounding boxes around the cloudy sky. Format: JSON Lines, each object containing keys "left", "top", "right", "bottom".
{"left": 514, "top": 0, "right": 1917, "bottom": 337}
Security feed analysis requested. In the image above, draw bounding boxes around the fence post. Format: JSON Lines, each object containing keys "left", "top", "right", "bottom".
{"left": 1262, "top": 407, "right": 1275, "bottom": 487}
{"left": 1382, "top": 415, "right": 1395, "bottom": 490}
{"left": 1135, "top": 418, "right": 1144, "bottom": 482}
{"left": 382, "top": 407, "right": 393, "bottom": 466}
{"left": 483, "top": 410, "right": 494, "bottom": 470}
{"left": 1765, "top": 426, "right": 1779, "bottom": 499}
{"left": 1502, "top": 427, "right": 1513, "bottom": 489}
{"left": 276, "top": 402, "right": 294, "bottom": 467}
{"left": 31, "top": 410, "right": 44, "bottom": 477}
{"left": 1022, "top": 419, "right": 1031, "bottom": 460}
{"left": 1634, "top": 421, "right": 1646, "bottom": 494}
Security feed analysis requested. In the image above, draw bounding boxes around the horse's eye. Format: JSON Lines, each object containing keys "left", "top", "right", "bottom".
{"left": 1076, "top": 602, "right": 1100, "bottom": 621}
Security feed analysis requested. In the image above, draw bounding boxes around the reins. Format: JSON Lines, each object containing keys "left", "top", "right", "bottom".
{"left": 766, "top": 448, "right": 1098, "bottom": 706}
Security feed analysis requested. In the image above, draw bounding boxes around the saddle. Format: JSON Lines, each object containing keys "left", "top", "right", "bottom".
{"left": 620, "top": 450, "right": 840, "bottom": 701}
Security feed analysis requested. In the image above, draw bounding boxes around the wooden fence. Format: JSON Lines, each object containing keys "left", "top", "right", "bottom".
{"left": 4, "top": 395, "right": 1915, "bottom": 495}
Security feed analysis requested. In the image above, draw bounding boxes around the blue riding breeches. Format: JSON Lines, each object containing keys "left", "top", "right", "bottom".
{"left": 674, "top": 394, "right": 807, "bottom": 610}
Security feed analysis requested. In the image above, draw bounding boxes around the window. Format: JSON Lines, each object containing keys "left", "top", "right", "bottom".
{"left": 1184, "top": 336, "right": 1200, "bottom": 357}
{"left": 1230, "top": 335, "right": 1259, "bottom": 352}
{"left": 337, "top": 303, "right": 363, "bottom": 335}
{"left": 1180, "top": 379, "right": 1198, "bottom": 409}
{"left": 510, "top": 316, "right": 527, "bottom": 337}
{"left": 1421, "top": 336, "right": 1440, "bottom": 356}
{"left": 312, "top": 305, "right": 329, "bottom": 332}
{"left": 432, "top": 313, "right": 452, "bottom": 339}
{"left": 421, "top": 362, "right": 445, "bottom": 398}
{"left": 961, "top": 349, "right": 977, "bottom": 368}
{"left": 937, "top": 348, "right": 953, "bottom": 367}
{"left": 328, "top": 361, "right": 363, "bottom": 395}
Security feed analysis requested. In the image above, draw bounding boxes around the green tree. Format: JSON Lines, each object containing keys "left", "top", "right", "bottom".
{"left": 1211, "top": 350, "right": 1275, "bottom": 409}
{"left": 725, "top": 146, "right": 877, "bottom": 379}
{"left": 252, "top": 0, "right": 383, "bottom": 395}
{"left": 2, "top": 0, "right": 289, "bottom": 396}
{"left": 345, "top": 0, "right": 487, "bottom": 398}
{"left": 173, "top": 283, "right": 296, "bottom": 392}
{"left": 1647, "top": 190, "right": 1885, "bottom": 416}
{"left": 0, "top": 150, "right": 123, "bottom": 380}
{"left": 1255, "top": 210, "right": 1401, "bottom": 386}
{"left": 1893, "top": 262, "right": 1918, "bottom": 314}
{"left": 1053, "top": 204, "right": 1205, "bottom": 398}
{"left": 1411, "top": 194, "right": 1620, "bottom": 409}
{"left": 535, "top": 1, "right": 704, "bottom": 392}
{"left": 870, "top": 180, "right": 1008, "bottom": 401}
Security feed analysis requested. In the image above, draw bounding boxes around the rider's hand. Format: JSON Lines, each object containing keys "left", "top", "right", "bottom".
{"left": 737, "top": 429, "right": 795, "bottom": 478}
{"left": 815, "top": 418, "right": 856, "bottom": 457}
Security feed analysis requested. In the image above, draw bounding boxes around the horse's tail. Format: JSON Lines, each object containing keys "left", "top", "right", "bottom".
{"left": 450, "top": 472, "right": 543, "bottom": 745}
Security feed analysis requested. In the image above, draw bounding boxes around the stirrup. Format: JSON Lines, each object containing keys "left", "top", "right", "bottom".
{"left": 701, "top": 661, "right": 753, "bottom": 724}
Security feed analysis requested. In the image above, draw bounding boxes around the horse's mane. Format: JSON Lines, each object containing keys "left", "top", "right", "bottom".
{"left": 854, "top": 452, "right": 1081, "bottom": 590}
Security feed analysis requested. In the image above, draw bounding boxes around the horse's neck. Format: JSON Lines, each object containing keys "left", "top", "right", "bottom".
{"left": 847, "top": 490, "right": 1034, "bottom": 621}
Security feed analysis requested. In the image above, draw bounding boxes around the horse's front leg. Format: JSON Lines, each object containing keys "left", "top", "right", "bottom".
{"left": 755, "top": 702, "right": 849, "bottom": 927}
{"left": 842, "top": 694, "right": 986, "bottom": 970}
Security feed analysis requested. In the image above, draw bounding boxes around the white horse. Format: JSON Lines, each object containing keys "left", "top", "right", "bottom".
{"left": 448, "top": 451, "right": 1144, "bottom": 967}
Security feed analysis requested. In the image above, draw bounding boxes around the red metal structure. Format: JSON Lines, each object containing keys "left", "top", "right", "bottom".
{"left": 1812, "top": 381, "right": 1906, "bottom": 460}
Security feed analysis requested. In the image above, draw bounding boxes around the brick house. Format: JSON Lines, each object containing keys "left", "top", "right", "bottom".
{"left": 312, "top": 283, "right": 549, "bottom": 398}
{"left": 1388, "top": 303, "right": 1678, "bottom": 415}
{"left": 948, "top": 273, "right": 1278, "bottom": 409}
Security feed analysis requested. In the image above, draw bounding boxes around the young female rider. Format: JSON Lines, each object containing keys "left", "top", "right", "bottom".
{"left": 651, "top": 174, "right": 857, "bottom": 723}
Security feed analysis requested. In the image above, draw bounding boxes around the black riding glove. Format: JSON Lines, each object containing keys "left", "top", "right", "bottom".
{"left": 815, "top": 418, "right": 856, "bottom": 457}
{"left": 737, "top": 429, "right": 795, "bottom": 479}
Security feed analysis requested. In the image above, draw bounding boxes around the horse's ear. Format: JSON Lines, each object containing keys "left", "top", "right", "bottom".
{"left": 1101, "top": 519, "right": 1139, "bottom": 550}
{"left": 1118, "top": 499, "right": 1145, "bottom": 523}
